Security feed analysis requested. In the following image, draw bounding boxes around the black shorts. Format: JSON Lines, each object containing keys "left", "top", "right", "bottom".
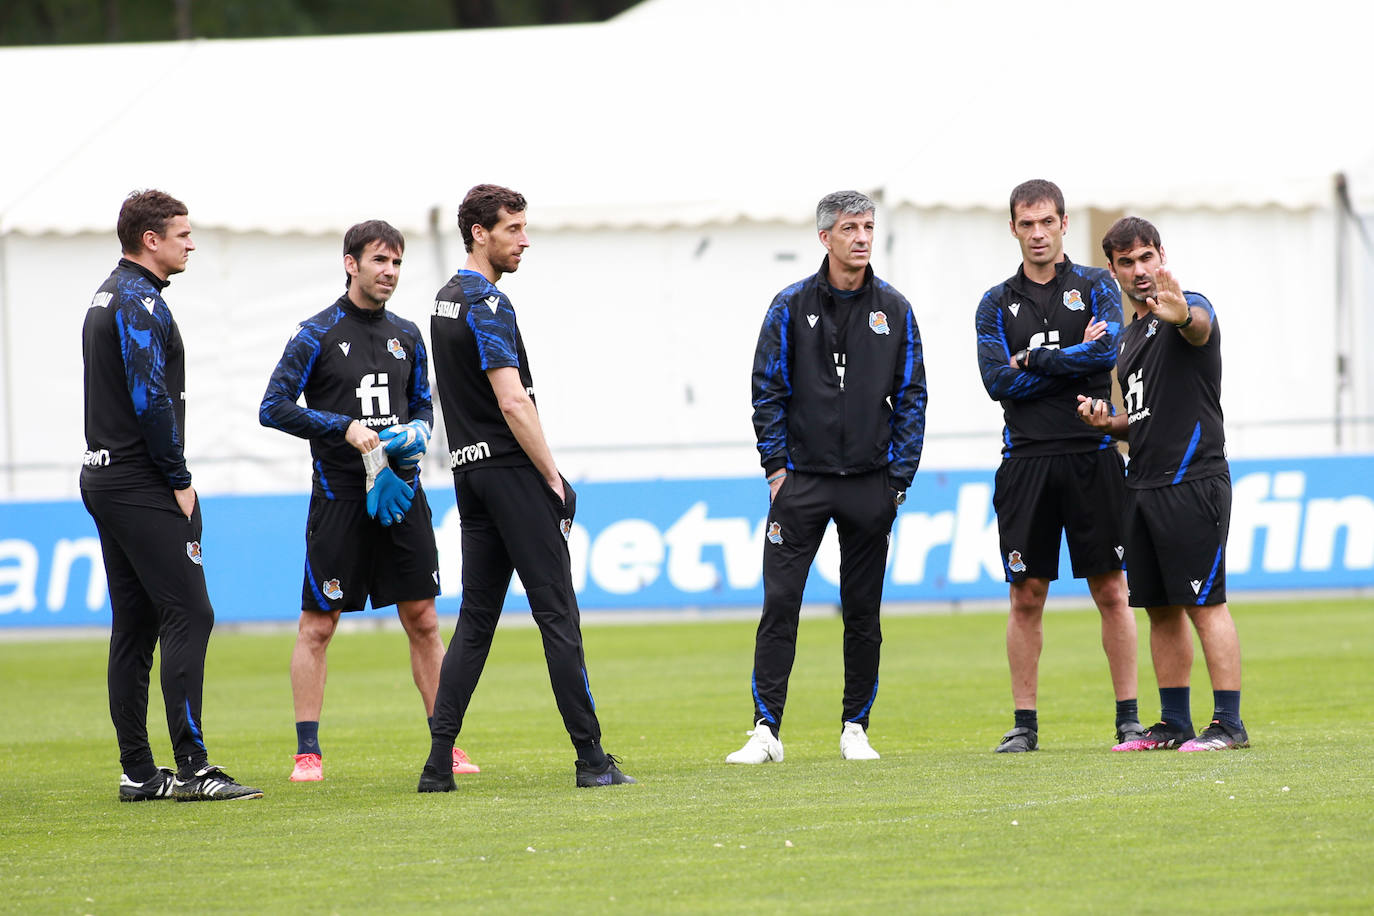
{"left": 1123, "top": 474, "right": 1230, "bottom": 608}
{"left": 301, "top": 484, "right": 440, "bottom": 612}
{"left": 993, "top": 449, "right": 1126, "bottom": 582}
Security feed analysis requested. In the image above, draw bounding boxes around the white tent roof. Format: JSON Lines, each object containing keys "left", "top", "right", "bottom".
{"left": 5, "top": 0, "right": 1373, "bottom": 236}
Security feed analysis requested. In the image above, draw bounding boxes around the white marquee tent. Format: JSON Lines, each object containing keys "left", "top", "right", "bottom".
{"left": 3, "top": 0, "right": 1372, "bottom": 499}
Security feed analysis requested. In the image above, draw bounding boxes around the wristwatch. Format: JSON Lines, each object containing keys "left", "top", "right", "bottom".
{"left": 891, "top": 488, "right": 906, "bottom": 506}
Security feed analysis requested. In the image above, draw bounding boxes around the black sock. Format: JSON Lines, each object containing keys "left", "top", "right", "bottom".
{"left": 126, "top": 761, "right": 159, "bottom": 783}
{"left": 425, "top": 737, "right": 454, "bottom": 774}
{"left": 1212, "top": 690, "right": 1242, "bottom": 729}
{"left": 177, "top": 754, "right": 208, "bottom": 779}
{"left": 296, "top": 720, "right": 321, "bottom": 756}
{"left": 1014, "top": 708, "right": 1038, "bottom": 732}
{"left": 576, "top": 744, "right": 607, "bottom": 768}
{"left": 1159, "top": 687, "right": 1192, "bottom": 731}
{"left": 1115, "top": 698, "right": 1139, "bottom": 727}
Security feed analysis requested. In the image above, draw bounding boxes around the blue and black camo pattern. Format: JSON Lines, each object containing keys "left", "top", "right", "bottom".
{"left": 259, "top": 303, "right": 355, "bottom": 441}
{"left": 114, "top": 275, "right": 188, "bottom": 487}
{"left": 80, "top": 259, "right": 190, "bottom": 491}
{"left": 459, "top": 273, "right": 521, "bottom": 371}
{"left": 260, "top": 297, "right": 432, "bottom": 498}
{"left": 975, "top": 260, "right": 1121, "bottom": 457}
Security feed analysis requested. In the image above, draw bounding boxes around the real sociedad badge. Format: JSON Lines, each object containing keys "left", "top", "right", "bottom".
{"left": 1063, "top": 289, "right": 1085, "bottom": 311}
{"left": 323, "top": 579, "right": 343, "bottom": 601}
{"left": 387, "top": 337, "right": 406, "bottom": 360}
{"left": 869, "top": 310, "right": 890, "bottom": 335}
{"left": 1146, "top": 319, "right": 1158, "bottom": 338}
{"left": 560, "top": 518, "right": 573, "bottom": 541}
{"left": 767, "top": 522, "right": 784, "bottom": 545}
{"left": 1007, "top": 550, "right": 1027, "bottom": 573}
{"left": 186, "top": 541, "right": 203, "bottom": 566}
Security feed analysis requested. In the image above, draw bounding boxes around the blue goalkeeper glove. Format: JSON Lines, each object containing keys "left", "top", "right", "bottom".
{"left": 362, "top": 444, "right": 414, "bottom": 526}
{"left": 379, "top": 420, "right": 431, "bottom": 472}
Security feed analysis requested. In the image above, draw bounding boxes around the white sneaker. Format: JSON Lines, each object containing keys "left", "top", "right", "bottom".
{"left": 725, "top": 720, "right": 784, "bottom": 764}
{"left": 840, "top": 721, "right": 880, "bottom": 760}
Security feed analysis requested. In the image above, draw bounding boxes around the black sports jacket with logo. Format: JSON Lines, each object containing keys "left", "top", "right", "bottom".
{"left": 975, "top": 257, "right": 1122, "bottom": 458}
{"left": 259, "top": 296, "right": 431, "bottom": 499}
{"left": 752, "top": 257, "right": 928, "bottom": 489}
{"left": 80, "top": 258, "right": 190, "bottom": 492}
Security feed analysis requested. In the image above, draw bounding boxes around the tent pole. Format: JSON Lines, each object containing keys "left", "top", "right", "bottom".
{"left": 0, "top": 230, "right": 13, "bottom": 496}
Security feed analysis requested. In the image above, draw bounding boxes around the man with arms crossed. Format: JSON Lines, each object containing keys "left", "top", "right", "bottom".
{"left": 728, "top": 190, "right": 927, "bottom": 764}
{"left": 81, "top": 189, "right": 261, "bottom": 801}
{"left": 975, "top": 179, "right": 1140, "bottom": 752}
{"left": 1078, "top": 216, "right": 1247, "bottom": 752}
{"left": 260, "top": 220, "right": 477, "bottom": 782}
{"left": 418, "top": 185, "right": 634, "bottom": 791}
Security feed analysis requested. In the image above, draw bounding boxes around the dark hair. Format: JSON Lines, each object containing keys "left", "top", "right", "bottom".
{"left": 458, "top": 184, "right": 527, "bottom": 252}
{"left": 1009, "top": 179, "right": 1065, "bottom": 221}
{"left": 116, "top": 189, "right": 188, "bottom": 255}
{"left": 342, "top": 219, "right": 405, "bottom": 287}
{"left": 1101, "top": 216, "right": 1163, "bottom": 261}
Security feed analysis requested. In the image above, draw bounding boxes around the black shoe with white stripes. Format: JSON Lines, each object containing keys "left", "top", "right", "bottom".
{"left": 173, "top": 765, "right": 264, "bottom": 802}
{"left": 119, "top": 767, "right": 176, "bottom": 802}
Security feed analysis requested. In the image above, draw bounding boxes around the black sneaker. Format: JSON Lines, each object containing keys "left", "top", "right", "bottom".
{"left": 119, "top": 767, "right": 175, "bottom": 802}
{"left": 994, "top": 726, "right": 1037, "bottom": 753}
{"left": 1179, "top": 720, "right": 1250, "bottom": 752}
{"left": 575, "top": 754, "right": 637, "bottom": 787}
{"left": 172, "top": 765, "right": 264, "bottom": 802}
{"left": 1115, "top": 719, "right": 1146, "bottom": 744}
{"left": 417, "top": 767, "right": 456, "bottom": 793}
{"left": 1112, "top": 721, "right": 1196, "bottom": 752}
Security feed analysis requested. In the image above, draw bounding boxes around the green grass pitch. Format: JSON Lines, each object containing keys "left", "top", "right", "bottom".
{"left": 2, "top": 598, "right": 1371, "bottom": 914}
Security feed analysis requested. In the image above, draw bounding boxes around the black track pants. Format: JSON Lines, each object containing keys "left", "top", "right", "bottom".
{"left": 750, "top": 470, "right": 895, "bottom": 734}
{"left": 82, "top": 487, "right": 214, "bottom": 776}
{"left": 431, "top": 465, "right": 602, "bottom": 752}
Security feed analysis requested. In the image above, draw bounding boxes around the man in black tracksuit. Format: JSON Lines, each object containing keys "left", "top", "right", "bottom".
{"left": 417, "top": 184, "right": 633, "bottom": 791}
{"left": 728, "top": 190, "right": 927, "bottom": 765}
{"left": 81, "top": 190, "right": 260, "bottom": 802}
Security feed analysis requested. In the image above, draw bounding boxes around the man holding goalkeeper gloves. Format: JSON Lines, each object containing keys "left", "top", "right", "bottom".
{"left": 260, "top": 219, "right": 477, "bottom": 783}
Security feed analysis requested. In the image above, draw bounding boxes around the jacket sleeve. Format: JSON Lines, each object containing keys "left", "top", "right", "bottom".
{"left": 115, "top": 295, "right": 190, "bottom": 490}
{"left": 407, "top": 328, "right": 435, "bottom": 428}
{"left": 258, "top": 323, "right": 354, "bottom": 440}
{"left": 1023, "top": 272, "right": 1122, "bottom": 376}
{"left": 751, "top": 297, "right": 791, "bottom": 475}
{"left": 975, "top": 290, "right": 1072, "bottom": 401}
{"left": 886, "top": 306, "right": 927, "bottom": 489}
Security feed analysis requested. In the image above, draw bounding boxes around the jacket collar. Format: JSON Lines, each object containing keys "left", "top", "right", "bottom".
{"left": 335, "top": 293, "right": 387, "bottom": 321}
{"left": 117, "top": 257, "right": 170, "bottom": 291}
{"left": 1010, "top": 256, "right": 1075, "bottom": 293}
{"left": 816, "top": 255, "right": 874, "bottom": 296}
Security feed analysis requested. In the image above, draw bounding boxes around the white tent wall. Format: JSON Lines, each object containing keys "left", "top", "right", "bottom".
{"left": 2, "top": 198, "right": 1352, "bottom": 501}
{"left": 5, "top": 0, "right": 1374, "bottom": 500}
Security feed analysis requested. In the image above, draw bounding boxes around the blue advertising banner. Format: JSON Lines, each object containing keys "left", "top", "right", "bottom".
{"left": 3, "top": 456, "right": 1372, "bottom": 627}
